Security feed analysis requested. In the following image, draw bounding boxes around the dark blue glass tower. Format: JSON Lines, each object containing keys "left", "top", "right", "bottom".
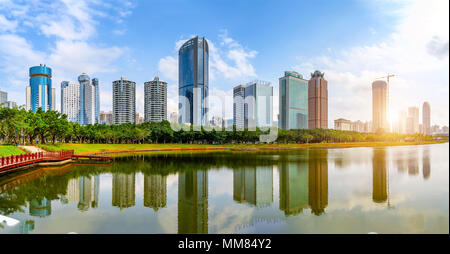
{"left": 178, "top": 36, "right": 209, "bottom": 125}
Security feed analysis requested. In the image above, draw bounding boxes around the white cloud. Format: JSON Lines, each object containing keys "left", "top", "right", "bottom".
{"left": 0, "top": 14, "right": 17, "bottom": 32}
{"left": 293, "top": 0, "right": 449, "bottom": 127}
{"left": 158, "top": 56, "right": 178, "bottom": 82}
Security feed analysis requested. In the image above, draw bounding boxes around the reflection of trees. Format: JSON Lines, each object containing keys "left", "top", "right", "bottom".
{"left": 422, "top": 148, "right": 430, "bottom": 180}
{"left": 178, "top": 170, "right": 208, "bottom": 234}
{"left": 372, "top": 148, "right": 387, "bottom": 203}
{"left": 308, "top": 149, "right": 328, "bottom": 216}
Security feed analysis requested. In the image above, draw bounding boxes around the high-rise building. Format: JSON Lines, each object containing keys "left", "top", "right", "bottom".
{"left": 406, "top": 106, "right": 419, "bottom": 134}
{"left": 99, "top": 111, "right": 113, "bottom": 125}
{"left": 144, "top": 174, "right": 167, "bottom": 211}
{"left": 170, "top": 112, "right": 178, "bottom": 123}
{"left": 113, "top": 76, "right": 136, "bottom": 124}
{"left": 279, "top": 71, "right": 308, "bottom": 130}
{"left": 233, "top": 85, "right": 246, "bottom": 129}
{"left": 61, "top": 81, "right": 80, "bottom": 122}
{"left": 178, "top": 36, "right": 209, "bottom": 126}
{"left": 372, "top": 80, "right": 389, "bottom": 132}
{"left": 78, "top": 73, "right": 96, "bottom": 125}
{"left": 0, "top": 89, "right": 7, "bottom": 107}
{"left": 135, "top": 112, "right": 144, "bottom": 124}
{"left": 144, "top": 76, "right": 167, "bottom": 122}
{"left": 92, "top": 78, "right": 100, "bottom": 124}
{"left": 233, "top": 81, "right": 273, "bottom": 129}
{"left": 334, "top": 118, "right": 352, "bottom": 131}
{"left": 396, "top": 110, "right": 407, "bottom": 134}
{"left": 422, "top": 102, "right": 431, "bottom": 135}
{"left": 27, "top": 64, "right": 53, "bottom": 112}
{"left": 112, "top": 173, "right": 135, "bottom": 210}
{"left": 308, "top": 70, "right": 328, "bottom": 129}
{"left": 178, "top": 170, "right": 208, "bottom": 234}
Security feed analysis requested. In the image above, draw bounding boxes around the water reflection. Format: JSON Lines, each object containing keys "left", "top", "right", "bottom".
{"left": 279, "top": 158, "right": 308, "bottom": 216}
{"left": 233, "top": 167, "right": 273, "bottom": 207}
{"left": 423, "top": 148, "right": 430, "bottom": 180}
{"left": 144, "top": 174, "right": 167, "bottom": 211}
{"left": 29, "top": 198, "right": 51, "bottom": 217}
{"left": 112, "top": 173, "right": 135, "bottom": 210}
{"left": 372, "top": 149, "right": 387, "bottom": 203}
{"left": 178, "top": 170, "right": 208, "bottom": 234}
{"left": 408, "top": 150, "right": 419, "bottom": 176}
{"left": 308, "top": 149, "right": 328, "bottom": 216}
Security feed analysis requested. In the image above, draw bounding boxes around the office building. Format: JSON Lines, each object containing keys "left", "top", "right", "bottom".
{"left": 372, "top": 80, "right": 389, "bottom": 132}
{"left": 178, "top": 36, "right": 209, "bottom": 126}
{"left": 78, "top": 73, "right": 96, "bottom": 125}
{"left": 135, "top": 112, "right": 144, "bottom": 124}
{"left": 92, "top": 78, "right": 100, "bottom": 124}
{"left": 144, "top": 76, "right": 167, "bottom": 122}
{"left": 144, "top": 174, "right": 167, "bottom": 211}
{"left": 61, "top": 81, "right": 80, "bottom": 122}
{"left": 113, "top": 76, "right": 136, "bottom": 124}
{"left": 279, "top": 71, "right": 308, "bottom": 130}
{"left": 26, "top": 64, "right": 54, "bottom": 112}
{"left": 0, "top": 89, "right": 7, "bottom": 107}
{"left": 233, "top": 81, "right": 273, "bottom": 129}
{"left": 112, "top": 173, "right": 136, "bottom": 210}
{"left": 100, "top": 111, "right": 113, "bottom": 125}
{"left": 170, "top": 112, "right": 178, "bottom": 123}
{"left": 178, "top": 170, "right": 208, "bottom": 234}
{"left": 334, "top": 118, "right": 352, "bottom": 131}
{"left": 308, "top": 70, "right": 328, "bottom": 129}
{"left": 406, "top": 106, "right": 419, "bottom": 134}
{"left": 422, "top": 102, "right": 431, "bottom": 135}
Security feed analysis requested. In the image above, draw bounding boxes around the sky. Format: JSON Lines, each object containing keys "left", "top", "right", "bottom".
{"left": 0, "top": 0, "right": 448, "bottom": 127}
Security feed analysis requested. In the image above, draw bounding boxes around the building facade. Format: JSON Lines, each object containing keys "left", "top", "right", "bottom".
{"left": 92, "top": 78, "right": 100, "bottom": 124}
{"left": 61, "top": 81, "right": 80, "bottom": 122}
{"left": 279, "top": 71, "right": 308, "bottom": 130}
{"left": 406, "top": 106, "right": 419, "bottom": 134}
{"left": 112, "top": 76, "right": 136, "bottom": 125}
{"left": 0, "top": 89, "right": 7, "bottom": 107}
{"left": 422, "top": 102, "right": 431, "bottom": 135}
{"left": 372, "top": 80, "right": 389, "bottom": 132}
{"left": 27, "top": 65, "right": 54, "bottom": 112}
{"left": 308, "top": 70, "right": 328, "bottom": 129}
{"left": 178, "top": 36, "right": 209, "bottom": 126}
{"left": 334, "top": 118, "right": 352, "bottom": 131}
{"left": 233, "top": 85, "right": 246, "bottom": 129}
{"left": 99, "top": 111, "right": 113, "bottom": 125}
{"left": 144, "top": 76, "right": 167, "bottom": 122}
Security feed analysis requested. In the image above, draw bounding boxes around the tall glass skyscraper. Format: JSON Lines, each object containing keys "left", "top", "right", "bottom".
{"left": 78, "top": 73, "right": 97, "bottom": 125}
{"left": 92, "top": 78, "right": 100, "bottom": 124}
{"left": 279, "top": 71, "right": 308, "bottom": 130}
{"left": 27, "top": 64, "right": 54, "bottom": 112}
{"left": 178, "top": 36, "right": 209, "bottom": 125}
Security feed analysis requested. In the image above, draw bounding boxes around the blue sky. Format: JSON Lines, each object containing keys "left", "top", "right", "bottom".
{"left": 0, "top": 0, "right": 448, "bottom": 127}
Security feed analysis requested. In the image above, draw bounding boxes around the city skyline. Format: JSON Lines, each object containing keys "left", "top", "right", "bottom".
{"left": 0, "top": 0, "right": 448, "bottom": 127}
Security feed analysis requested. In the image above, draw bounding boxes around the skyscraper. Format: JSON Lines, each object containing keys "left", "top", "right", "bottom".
{"left": 78, "top": 73, "right": 95, "bottom": 125}
{"left": 144, "top": 76, "right": 167, "bottom": 122}
{"left": 407, "top": 106, "right": 419, "bottom": 134}
{"left": 61, "top": 81, "right": 80, "bottom": 122}
{"left": 27, "top": 64, "right": 54, "bottom": 112}
{"left": 112, "top": 76, "right": 136, "bottom": 124}
{"left": 233, "top": 85, "right": 246, "bottom": 129}
{"left": 92, "top": 78, "right": 100, "bottom": 124}
{"left": 233, "top": 81, "right": 273, "bottom": 129}
{"left": 0, "top": 89, "right": 7, "bottom": 107}
{"left": 422, "top": 102, "right": 431, "bottom": 135}
{"left": 372, "top": 80, "right": 389, "bottom": 132}
{"left": 178, "top": 36, "right": 209, "bottom": 126}
{"left": 308, "top": 70, "right": 328, "bottom": 129}
{"left": 279, "top": 71, "right": 308, "bottom": 130}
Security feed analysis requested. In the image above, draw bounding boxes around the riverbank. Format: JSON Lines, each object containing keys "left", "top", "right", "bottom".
{"left": 37, "top": 141, "right": 446, "bottom": 156}
{"left": 0, "top": 145, "right": 26, "bottom": 157}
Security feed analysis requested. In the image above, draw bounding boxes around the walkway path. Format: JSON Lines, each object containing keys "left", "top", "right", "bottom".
{"left": 19, "top": 146, "right": 46, "bottom": 153}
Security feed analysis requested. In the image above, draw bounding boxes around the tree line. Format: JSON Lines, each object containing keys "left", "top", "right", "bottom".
{"left": 0, "top": 106, "right": 431, "bottom": 145}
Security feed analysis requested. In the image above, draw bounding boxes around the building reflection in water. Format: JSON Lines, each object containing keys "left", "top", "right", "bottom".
{"left": 62, "top": 175, "right": 100, "bottom": 211}
{"left": 408, "top": 150, "right": 419, "bottom": 175}
{"left": 29, "top": 198, "right": 51, "bottom": 217}
{"left": 233, "top": 166, "right": 273, "bottom": 207}
{"left": 423, "top": 148, "right": 430, "bottom": 180}
{"left": 308, "top": 149, "right": 328, "bottom": 216}
{"left": 144, "top": 174, "right": 167, "bottom": 211}
{"left": 279, "top": 159, "right": 308, "bottom": 216}
{"left": 372, "top": 148, "right": 387, "bottom": 203}
{"left": 20, "top": 220, "right": 35, "bottom": 234}
{"left": 395, "top": 150, "right": 407, "bottom": 174}
{"left": 178, "top": 170, "right": 208, "bottom": 234}
{"left": 112, "top": 173, "right": 135, "bottom": 210}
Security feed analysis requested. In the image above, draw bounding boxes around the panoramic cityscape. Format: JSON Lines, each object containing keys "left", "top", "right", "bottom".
{"left": 0, "top": 0, "right": 448, "bottom": 237}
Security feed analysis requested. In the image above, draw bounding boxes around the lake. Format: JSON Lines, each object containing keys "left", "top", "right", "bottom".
{"left": 0, "top": 143, "right": 448, "bottom": 234}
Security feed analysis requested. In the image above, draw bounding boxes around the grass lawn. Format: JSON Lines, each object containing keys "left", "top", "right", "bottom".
{"left": 0, "top": 145, "right": 26, "bottom": 157}
{"left": 37, "top": 141, "right": 445, "bottom": 155}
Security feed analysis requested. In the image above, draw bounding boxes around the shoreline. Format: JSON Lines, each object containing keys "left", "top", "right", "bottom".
{"left": 38, "top": 141, "right": 447, "bottom": 156}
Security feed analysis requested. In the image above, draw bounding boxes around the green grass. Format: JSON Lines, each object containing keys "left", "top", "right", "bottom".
{"left": 37, "top": 141, "right": 446, "bottom": 155}
{"left": 0, "top": 145, "right": 26, "bottom": 157}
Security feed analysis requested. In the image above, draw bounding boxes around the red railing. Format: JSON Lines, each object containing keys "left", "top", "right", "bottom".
{"left": 0, "top": 150, "right": 74, "bottom": 171}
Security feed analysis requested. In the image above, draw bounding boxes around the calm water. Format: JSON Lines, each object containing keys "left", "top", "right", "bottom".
{"left": 0, "top": 143, "right": 448, "bottom": 234}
